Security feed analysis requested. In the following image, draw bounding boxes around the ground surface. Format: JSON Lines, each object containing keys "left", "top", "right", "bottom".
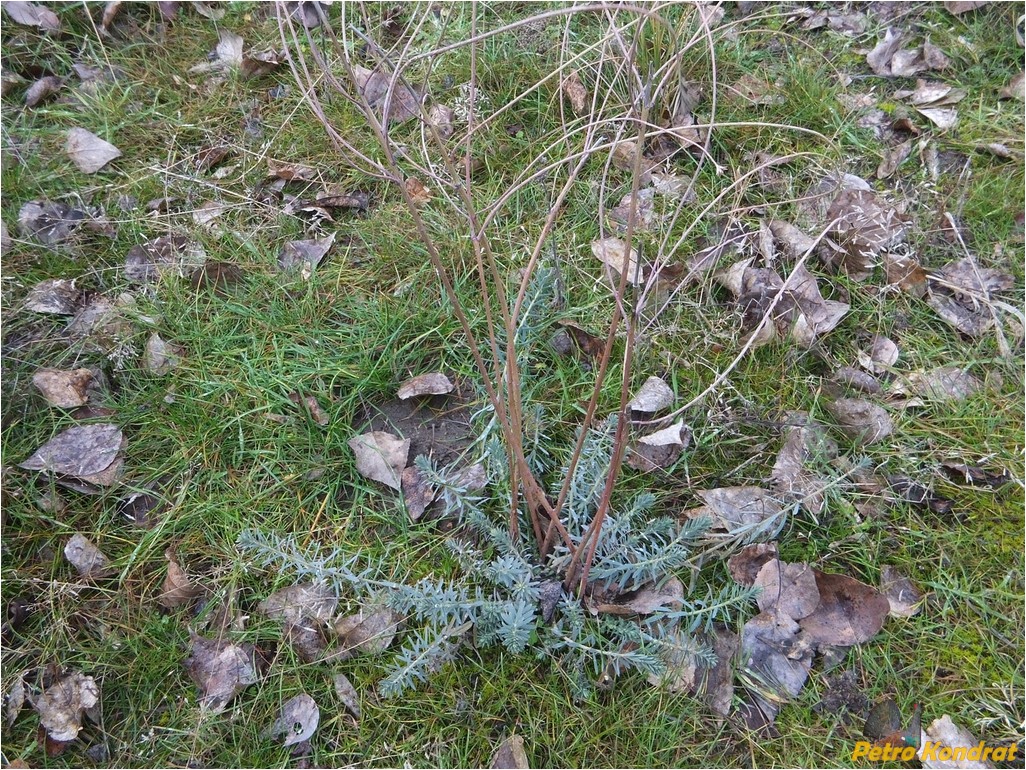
{"left": 1, "top": 2, "right": 1023, "bottom": 768}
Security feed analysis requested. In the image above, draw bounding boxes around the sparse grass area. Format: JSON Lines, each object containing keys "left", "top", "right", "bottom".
{"left": 1, "top": 2, "right": 1023, "bottom": 768}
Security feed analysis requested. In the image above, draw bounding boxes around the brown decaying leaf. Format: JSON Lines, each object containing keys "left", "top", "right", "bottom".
{"left": 31, "top": 672, "right": 98, "bottom": 742}
{"left": 20, "top": 423, "right": 124, "bottom": 479}
{"left": 259, "top": 582, "right": 338, "bottom": 626}
{"left": 866, "top": 29, "right": 950, "bottom": 78}
{"left": 190, "top": 260, "right": 244, "bottom": 296}
{"left": 24, "top": 278, "right": 81, "bottom": 314}
{"left": 741, "top": 609, "right": 812, "bottom": 705}
{"left": 692, "top": 486, "right": 783, "bottom": 533}
{"left": 591, "top": 236, "right": 645, "bottom": 287}
{"left": 627, "top": 420, "right": 689, "bottom": 472}
{"left": 824, "top": 188, "right": 907, "bottom": 275}
{"left": 998, "top": 71, "right": 1024, "bottom": 101}
{"left": 883, "top": 251, "right": 927, "bottom": 296}
{"left": 798, "top": 571, "right": 890, "bottom": 648}
{"left": 18, "top": 200, "right": 92, "bottom": 245}
{"left": 144, "top": 333, "right": 184, "bottom": 376}
{"left": 491, "top": 735, "right": 530, "bottom": 769}
{"left": 159, "top": 551, "right": 203, "bottom": 608}
{"left": 332, "top": 672, "right": 361, "bottom": 721}
{"left": 397, "top": 372, "right": 454, "bottom": 400}
{"left": 404, "top": 176, "right": 432, "bottom": 206}
{"left": 879, "top": 565, "right": 922, "bottom": 618}
{"left": 125, "top": 234, "right": 206, "bottom": 283}
{"left": 769, "top": 220, "right": 817, "bottom": 259}
{"left": 401, "top": 464, "right": 436, "bottom": 521}
{"left": 562, "top": 70, "right": 588, "bottom": 114}
{"left": 589, "top": 576, "right": 684, "bottom": 615}
{"left": 607, "top": 188, "right": 657, "bottom": 232}
{"left": 426, "top": 103, "right": 454, "bottom": 140}
{"left": 3, "top": 1, "right": 61, "bottom": 32}
{"left": 876, "top": 141, "right": 912, "bottom": 179}
{"left": 627, "top": 376, "right": 673, "bottom": 413}
{"left": 556, "top": 321, "right": 603, "bottom": 359}
{"left": 64, "top": 534, "right": 113, "bottom": 578}
{"left": 189, "top": 29, "right": 243, "bottom": 73}
{"left": 195, "top": 144, "right": 232, "bottom": 172}
{"left": 348, "top": 431, "right": 409, "bottom": 490}
{"left": 241, "top": 49, "right": 283, "bottom": 79}
{"left": 825, "top": 398, "right": 893, "bottom": 445}
{"left": 918, "top": 715, "right": 988, "bottom": 769}
{"left": 289, "top": 392, "right": 330, "bottom": 425}
{"left": 264, "top": 693, "right": 319, "bottom": 746}
{"left": 65, "top": 128, "right": 122, "bottom": 174}
{"left": 754, "top": 560, "right": 820, "bottom": 620}
{"left": 728, "top": 542, "right": 779, "bottom": 586}
{"left": 183, "top": 633, "right": 259, "bottom": 711}
{"left": 652, "top": 626, "right": 737, "bottom": 715}
{"left": 268, "top": 158, "right": 319, "bottom": 181}
{"left": 5, "top": 673, "right": 26, "bottom": 730}
{"left": 896, "top": 366, "right": 983, "bottom": 403}
{"left": 25, "top": 75, "right": 62, "bottom": 107}
{"left": 332, "top": 607, "right": 402, "bottom": 656}
{"left": 942, "top": 0, "right": 989, "bottom": 14}
{"left": 610, "top": 140, "right": 657, "bottom": 185}
{"left": 860, "top": 335, "right": 899, "bottom": 374}
{"left": 278, "top": 233, "right": 335, "bottom": 277}
{"left": 32, "top": 368, "right": 93, "bottom": 408}
{"left": 832, "top": 366, "right": 882, "bottom": 395}
{"left": 351, "top": 65, "right": 423, "bottom": 123}
{"left": 941, "top": 461, "right": 1011, "bottom": 488}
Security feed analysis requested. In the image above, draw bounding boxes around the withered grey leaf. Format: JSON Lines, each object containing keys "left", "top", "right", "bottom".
{"left": 5, "top": 672, "right": 26, "bottom": 729}
{"left": 798, "top": 571, "right": 890, "bottom": 648}
{"left": 426, "top": 103, "right": 454, "bottom": 140}
{"left": 3, "top": 1, "right": 61, "bottom": 31}
{"left": 628, "top": 376, "right": 673, "bottom": 413}
{"left": 694, "top": 486, "right": 783, "bottom": 533}
{"left": 348, "top": 431, "right": 409, "bottom": 490}
{"left": 25, "top": 75, "right": 62, "bottom": 107}
{"left": 32, "top": 368, "right": 93, "bottom": 408}
{"left": 825, "top": 189, "right": 907, "bottom": 275}
{"left": 608, "top": 188, "right": 657, "bottom": 233}
{"left": 696, "top": 626, "right": 738, "bottom": 716}
{"left": 592, "top": 576, "right": 684, "bottom": 615}
{"left": 24, "top": 278, "right": 82, "bottom": 314}
{"left": 926, "top": 291, "right": 993, "bottom": 337}
{"left": 754, "top": 560, "right": 820, "bottom": 620}
{"left": 491, "top": 734, "right": 530, "bottom": 769}
{"left": 20, "top": 424, "right": 123, "bottom": 478}
{"left": 401, "top": 464, "right": 436, "bottom": 522}
{"left": 769, "top": 220, "right": 817, "bottom": 259}
{"left": 934, "top": 257, "right": 1015, "bottom": 296}
{"left": 332, "top": 672, "right": 361, "bottom": 720}
{"left": 825, "top": 399, "right": 893, "bottom": 445}
{"left": 998, "top": 71, "right": 1024, "bottom": 101}
{"left": 351, "top": 65, "right": 423, "bottom": 124}
{"left": 159, "top": 551, "right": 203, "bottom": 608}
{"left": 879, "top": 565, "right": 922, "bottom": 618}
{"left": 397, "top": 372, "right": 454, "bottom": 400}
{"left": 787, "top": 264, "right": 849, "bottom": 346}
{"left": 332, "top": 607, "right": 402, "bottom": 656}
{"left": 265, "top": 693, "right": 319, "bottom": 746}
{"left": 943, "top": 0, "right": 989, "bottom": 13}
{"left": 31, "top": 672, "right": 99, "bottom": 742}
{"left": 741, "top": 609, "right": 812, "bottom": 702}
{"left": 278, "top": 233, "right": 335, "bottom": 276}
{"left": 627, "top": 420, "right": 689, "bottom": 472}
{"left": 64, "top": 534, "right": 113, "bottom": 578}
{"left": 125, "top": 234, "right": 206, "bottom": 283}
{"left": 876, "top": 141, "right": 912, "bottom": 179}
{"left": 189, "top": 29, "right": 243, "bottom": 73}
{"left": 183, "top": 633, "right": 259, "bottom": 712}
{"left": 897, "top": 366, "right": 983, "bottom": 402}
{"left": 19, "top": 201, "right": 89, "bottom": 245}
{"left": 258, "top": 583, "right": 338, "bottom": 626}
{"left": 832, "top": 366, "right": 882, "bottom": 395}
{"left": 241, "top": 48, "right": 283, "bottom": 79}
{"left": 144, "top": 333, "right": 183, "bottom": 375}
{"left": 728, "top": 542, "right": 778, "bottom": 586}
{"left": 65, "top": 128, "right": 121, "bottom": 174}
{"left": 866, "top": 28, "right": 905, "bottom": 76}
{"left": 860, "top": 335, "right": 899, "bottom": 374}
{"left": 918, "top": 715, "right": 985, "bottom": 769}
{"left": 591, "top": 236, "right": 645, "bottom": 287}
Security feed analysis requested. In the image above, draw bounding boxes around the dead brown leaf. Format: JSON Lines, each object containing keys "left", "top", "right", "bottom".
{"left": 64, "top": 534, "right": 113, "bottom": 578}
{"left": 144, "top": 333, "right": 183, "bottom": 375}
{"left": 264, "top": 693, "right": 319, "bottom": 746}
{"left": 825, "top": 398, "right": 893, "bottom": 445}
{"left": 241, "top": 48, "right": 283, "bottom": 79}
{"left": 5, "top": 672, "right": 26, "bottom": 730}
{"left": 401, "top": 464, "right": 436, "bottom": 521}
{"left": 798, "top": 571, "right": 890, "bottom": 648}
{"left": 607, "top": 188, "right": 657, "bottom": 232}
{"left": 728, "top": 543, "right": 779, "bottom": 586}
{"left": 876, "top": 141, "right": 912, "bottom": 179}
{"left": 943, "top": 0, "right": 989, "bottom": 14}
{"left": 397, "top": 372, "right": 454, "bottom": 400}
{"left": 883, "top": 251, "right": 928, "bottom": 296}
{"left": 24, "top": 278, "right": 82, "bottom": 313}
{"left": 404, "top": 176, "right": 432, "bottom": 206}
{"left": 20, "top": 423, "right": 124, "bottom": 479}
{"left": 894, "top": 365, "right": 983, "bottom": 403}
{"left": 628, "top": 376, "right": 673, "bottom": 413}
{"left": 741, "top": 609, "right": 812, "bottom": 705}
{"left": 32, "top": 368, "right": 93, "bottom": 408}
{"left": 332, "top": 607, "right": 402, "bottom": 656}
{"left": 859, "top": 335, "right": 900, "bottom": 375}
{"left": 3, "top": 1, "right": 60, "bottom": 32}
{"left": 562, "top": 70, "right": 588, "bottom": 114}
{"left": 183, "top": 633, "right": 259, "bottom": 711}
{"left": 268, "top": 158, "right": 319, "bottom": 181}
{"left": 351, "top": 65, "right": 423, "bottom": 123}
{"left": 770, "top": 413, "right": 836, "bottom": 514}
{"left": 754, "top": 560, "right": 820, "bottom": 620}
{"left": 278, "top": 233, "right": 335, "bottom": 279}
{"left": 18, "top": 200, "right": 97, "bottom": 245}
{"left": 189, "top": 29, "right": 243, "bottom": 74}
{"left": 491, "top": 735, "right": 530, "bottom": 769}
{"left": 824, "top": 189, "right": 908, "bottom": 276}
{"left": 426, "top": 103, "right": 454, "bottom": 140}
{"left": 591, "top": 236, "right": 645, "bottom": 287}
{"left": 832, "top": 366, "right": 882, "bottom": 395}
{"left": 332, "top": 672, "right": 361, "bottom": 721}
{"left": 556, "top": 321, "right": 603, "bottom": 359}
{"left": 125, "top": 234, "right": 206, "bottom": 283}
{"left": 769, "top": 220, "right": 817, "bottom": 259}
{"left": 159, "top": 551, "right": 203, "bottom": 608}
{"left": 30, "top": 672, "right": 98, "bottom": 742}
{"left": 879, "top": 565, "right": 922, "bottom": 618}
{"left": 65, "top": 128, "right": 121, "bottom": 174}
{"left": 998, "top": 71, "right": 1024, "bottom": 101}
{"left": 289, "top": 392, "right": 330, "bottom": 425}
{"left": 589, "top": 576, "right": 684, "bottom": 615}
{"left": 25, "top": 75, "right": 62, "bottom": 107}
{"left": 610, "top": 140, "right": 657, "bottom": 185}
{"left": 691, "top": 486, "right": 784, "bottom": 534}
{"left": 627, "top": 420, "right": 689, "bottom": 472}
{"left": 348, "top": 431, "right": 409, "bottom": 490}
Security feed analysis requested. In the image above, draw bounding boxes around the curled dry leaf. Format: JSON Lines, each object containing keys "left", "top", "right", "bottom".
{"left": 754, "top": 560, "right": 820, "bottom": 620}
{"left": 31, "top": 672, "right": 99, "bottom": 742}
{"left": 692, "top": 486, "right": 784, "bottom": 534}
{"left": 24, "top": 278, "right": 81, "bottom": 314}
{"left": 825, "top": 399, "right": 893, "bottom": 445}
{"left": 332, "top": 607, "right": 402, "bottom": 656}
{"left": 32, "top": 368, "right": 93, "bottom": 408}
{"left": 289, "top": 393, "right": 329, "bottom": 426}
{"left": 562, "top": 70, "right": 588, "bottom": 114}
{"left": 879, "top": 565, "right": 922, "bottom": 618}
{"left": 267, "top": 158, "right": 319, "bottom": 181}
{"left": 183, "top": 633, "right": 259, "bottom": 712}
{"left": 876, "top": 141, "right": 912, "bottom": 179}
{"left": 348, "top": 431, "right": 409, "bottom": 490}
{"left": 859, "top": 335, "right": 899, "bottom": 374}
{"left": 591, "top": 236, "right": 645, "bottom": 287}
{"left": 189, "top": 29, "right": 244, "bottom": 73}
{"left": 278, "top": 233, "right": 335, "bottom": 278}
{"left": 125, "top": 234, "right": 206, "bottom": 284}
{"left": 258, "top": 583, "right": 335, "bottom": 662}
{"left": 627, "top": 420, "right": 689, "bottom": 472}
{"left": 351, "top": 65, "right": 423, "bottom": 124}
{"left": 65, "top": 128, "right": 121, "bottom": 174}
{"left": 491, "top": 734, "right": 530, "bottom": 770}
{"left": 192, "top": 200, "right": 226, "bottom": 228}
{"left": 5, "top": 672, "right": 26, "bottom": 730}
{"left": 610, "top": 140, "right": 657, "bottom": 185}
{"left": 770, "top": 413, "right": 837, "bottom": 515}
{"left": 159, "top": 551, "right": 203, "bottom": 608}
{"left": 833, "top": 367, "right": 882, "bottom": 395}
{"left": 998, "top": 71, "right": 1024, "bottom": 101}
{"left": 401, "top": 464, "right": 436, "bottom": 522}
{"left": 799, "top": 571, "right": 890, "bottom": 648}
{"left": 3, "top": 1, "right": 61, "bottom": 32}
{"left": 741, "top": 609, "right": 812, "bottom": 702}
{"left": 728, "top": 542, "right": 779, "bottom": 586}
{"left": 883, "top": 251, "right": 928, "bottom": 297}
{"left": 144, "top": 333, "right": 183, "bottom": 375}
{"left": 241, "top": 49, "right": 283, "bottom": 79}
{"left": 769, "top": 220, "right": 817, "bottom": 259}
{"left": 25, "top": 75, "right": 62, "bottom": 107}
{"left": 20, "top": 423, "right": 124, "bottom": 479}
{"left": 404, "top": 176, "right": 432, "bottom": 206}
{"left": 332, "top": 672, "right": 361, "bottom": 721}
{"left": 895, "top": 366, "right": 983, "bottom": 403}
{"left": 607, "top": 188, "right": 657, "bottom": 232}
{"left": 64, "top": 534, "right": 113, "bottom": 578}
{"left": 426, "top": 103, "right": 454, "bottom": 140}
{"left": 918, "top": 715, "right": 991, "bottom": 769}
{"left": 265, "top": 693, "right": 319, "bottom": 747}
{"left": 627, "top": 376, "right": 673, "bottom": 413}
{"left": 397, "top": 372, "right": 454, "bottom": 400}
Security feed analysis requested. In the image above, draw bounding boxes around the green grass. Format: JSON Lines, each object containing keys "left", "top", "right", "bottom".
{"left": 2, "top": 2, "right": 1023, "bottom": 767}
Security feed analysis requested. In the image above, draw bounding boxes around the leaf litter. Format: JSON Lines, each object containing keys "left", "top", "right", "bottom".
{"left": 32, "top": 368, "right": 94, "bottom": 408}
{"left": 183, "top": 632, "right": 260, "bottom": 712}
{"left": 64, "top": 534, "right": 113, "bottom": 579}
{"left": 65, "top": 128, "right": 122, "bottom": 174}
{"left": 20, "top": 424, "right": 125, "bottom": 482}
{"left": 348, "top": 431, "right": 409, "bottom": 490}
{"left": 30, "top": 671, "right": 99, "bottom": 742}
{"left": 264, "top": 693, "right": 319, "bottom": 747}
